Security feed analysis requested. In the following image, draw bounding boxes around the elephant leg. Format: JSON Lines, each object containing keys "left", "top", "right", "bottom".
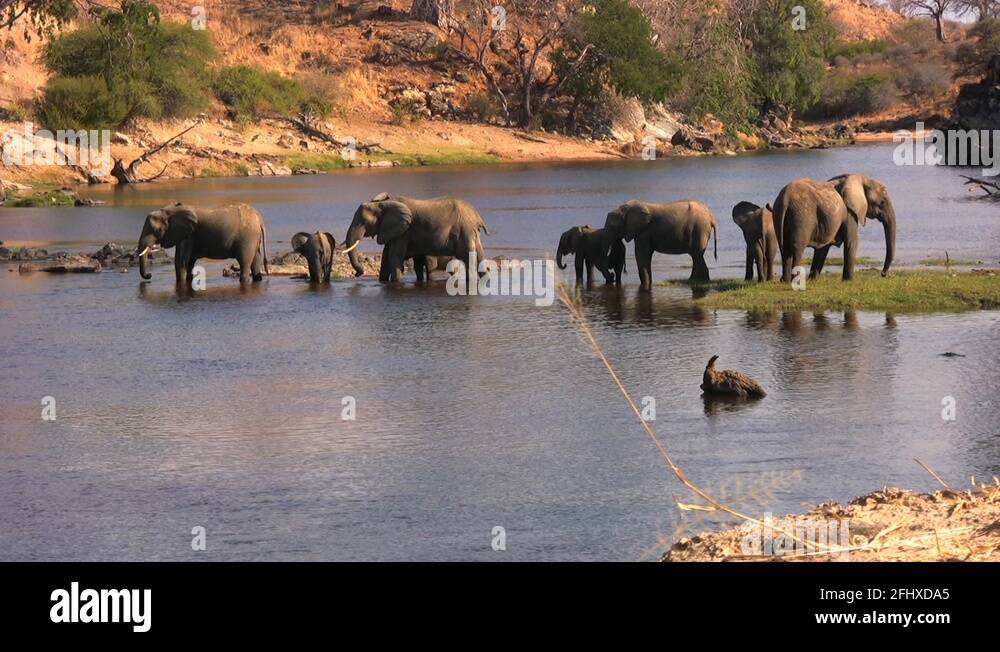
{"left": 842, "top": 221, "right": 858, "bottom": 281}
{"left": 754, "top": 242, "right": 765, "bottom": 282}
{"left": 764, "top": 242, "right": 775, "bottom": 281}
{"left": 574, "top": 253, "right": 585, "bottom": 284}
{"left": 379, "top": 241, "right": 405, "bottom": 282}
{"left": 586, "top": 261, "right": 594, "bottom": 285}
{"left": 175, "top": 240, "right": 193, "bottom": 285}
{"left": 251, "top": 251, "right": 263, "bottom": 282}
{"left": 634, "top": 240, "right": 653, "bottom": 290}
{"left": 414, "top": 256, "right": 427, "bottom": 283}
{"left": 744, "top": 247, "right": 754, "bottom": 282}
{"left": 690, "top": 251, "right": 710, "bottom": 282}
{"left": 809, "top": 245, "right": 831, "bottom": 279}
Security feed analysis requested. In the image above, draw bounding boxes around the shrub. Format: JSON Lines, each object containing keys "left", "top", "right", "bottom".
{"left": 828, "top": 39, "right": 888, "bottom": 63}
{"left": 213, "top": 65, "right": 332, "bottom": 123}
{"left": 808, "top": 72, "right": 897, "bottom": 118}
{"left": 463, "top": 93, "right": 495, "bottom": 121}
{"left": 0, "top": 98, "right": 35, "bottom": 122}
{"left": 41, "top": 1, "right": 214, "bottom": 130}
{"left": 40, "top": 75, "right": 130, "bottom": 130}
{"left": 895, "top": 61, "right": 952, "bottom": 100}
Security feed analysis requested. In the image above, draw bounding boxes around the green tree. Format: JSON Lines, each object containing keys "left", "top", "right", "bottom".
{"left": 554, "top": 0, "right": 677, "bottom": 130}
{"left": 41, "top": 0, "right": 215, "bottom": 129}
{"left": 0, "top": 0, "right": 76, "bottom": 32}
{"left": 745, "top": 0, "right": 835, "bottom": 115}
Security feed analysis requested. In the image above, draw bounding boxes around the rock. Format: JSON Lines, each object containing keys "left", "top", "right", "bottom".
{"left": 292, "top": 168, "right": 321, "bottom": 175}
{"left": 12, "top": 247, "right": 49, "bottom": 261}
{"left": 0, "top": 247, "right": 12, "bottom": 261}
{"left": 277, "top": 132, "right": 297, "bottom": 148}
{"left": 671, "top": 125, "right": 716, "bottom": 152}
{"left": 18, "top": 255, "right": 101, "bottom": 273}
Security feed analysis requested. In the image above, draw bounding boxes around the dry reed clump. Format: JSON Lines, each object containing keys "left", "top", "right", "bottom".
{"left": 555, "top": 279, "right": 1000, "bottom": 562}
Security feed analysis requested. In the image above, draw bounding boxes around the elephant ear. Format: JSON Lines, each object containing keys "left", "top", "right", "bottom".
{"left": 161, "top": 206, "right": 198, "bottom": 248}
{"left": 623, "top": 202, "right": 652, "bottom": 242}
{"left": 567, "top": 226, "right": 584, "bottom": 253}
{"left": 376, "top": 200, "right": 413, "bottom": 244}
{"left": 291, "top": 232, "right": 311, "bottom": 253}
{"left": 830, "top": 174, "right": 868, "bottom": 226}
{"left": 371, "top": 192, "right": 391, "bottom": 202}
{"left": 322, "top": 232, "right": 337, "bottom": 254}
{"left": 732, "top": 201, "right": 761, "bottom": 227}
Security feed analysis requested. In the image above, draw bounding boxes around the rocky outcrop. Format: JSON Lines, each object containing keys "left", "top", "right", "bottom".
{"left": 951, "top": 55, "right": 1000, "bottom": 133}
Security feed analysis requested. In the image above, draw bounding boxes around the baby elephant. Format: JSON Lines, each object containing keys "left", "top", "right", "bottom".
{"left": 291, "top": 231, "right": 337, "bottom": 283}
{"left": 556, "top": 225, "right": 626, "bottom": 285}
{"left": 732, "top": 201, "right": 777, "bottom": 282}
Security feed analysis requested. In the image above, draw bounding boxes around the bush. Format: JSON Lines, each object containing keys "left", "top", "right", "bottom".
{"left": 895, "top": 61, "right": 951, "bottom": 100}
{"left": 808, "top": 72, "right": 897, "bottom": 118}
{"left": 41, "top": 1, "right": 214, "bottom": 130}
{"left": 463, "top": 93, "right": 495, "bottom": 121}
{"left": 41, "top": 76, "right": 130, "bottom": 130}
{"left": 828, "top": 39, "right": 888, "bottom": 63}
{"left": 0, "top": 99, "right": 35, "bottom": 122}
{"left": 213, "top": 65, "right": 332, "bottom": 123}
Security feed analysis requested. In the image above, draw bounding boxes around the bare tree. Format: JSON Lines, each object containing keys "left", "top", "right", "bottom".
{"left": 410, "top": 0, "right": 455, "bottom": 29}
{"left": 957, "top": 0, "right": 1000, "bottom": 20}
{"left": 900, "top": 0, "right": 956, "bottom": 42}
{"left": 440, "top": 0, "right": 587, "bottom": 128}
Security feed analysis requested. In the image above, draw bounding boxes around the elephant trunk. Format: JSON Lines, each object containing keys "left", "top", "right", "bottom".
{"left": 345, "top": 223, "right": 366, "bottom": 277}
{"left": 137, "top": 234, "right": 155, "bottom": 280}
{"left": 880, "top": 204, "right": 896, "bottom": 277}
{"left": 556, "top": 248, "right": 566, "bottom": 270}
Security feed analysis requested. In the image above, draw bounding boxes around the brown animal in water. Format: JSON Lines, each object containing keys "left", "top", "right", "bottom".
{"left": 700, "top": 355, "right": 766, "bottom": 398}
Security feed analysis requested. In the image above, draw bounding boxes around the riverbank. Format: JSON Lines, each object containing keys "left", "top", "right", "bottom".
{"left": 669, "top": 270, "right": 1000, "bottom": 313}
{"left": 665, "top": 483, "right": 1000, "bottom": 561}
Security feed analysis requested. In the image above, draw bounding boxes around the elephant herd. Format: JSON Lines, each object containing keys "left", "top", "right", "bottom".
{"left": 134, "top": 173, "right": 896, "bottom": 289}
{"left": 558, "top": 173, "right": 896, "bottom": 289}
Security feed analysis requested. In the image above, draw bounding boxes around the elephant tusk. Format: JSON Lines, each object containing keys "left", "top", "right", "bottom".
{"left": 136, "top": 246, "right": 150, "bottom": 258}
{"left": 340, "top": 241, "right": 360, "bottom": 255}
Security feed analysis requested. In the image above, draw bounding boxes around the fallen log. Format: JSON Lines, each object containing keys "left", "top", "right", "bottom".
{"left": 111, "top": 121, "right": 200, "bottom": 184}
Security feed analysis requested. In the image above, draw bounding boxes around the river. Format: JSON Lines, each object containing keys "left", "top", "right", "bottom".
{"left": 1, "top": 142, "right": 998, "bottom": 560}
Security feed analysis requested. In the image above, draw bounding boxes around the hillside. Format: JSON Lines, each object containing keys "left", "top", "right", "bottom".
{"left": 0, "top": 0, "right": 966, "bottom": 189}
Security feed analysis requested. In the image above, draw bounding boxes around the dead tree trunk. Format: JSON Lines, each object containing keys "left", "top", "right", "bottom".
{"left": 111, "top": 121, "right": 199, "bottom": 184}
{"left": 410, "top": 0, "right": 454, "bottom": 30}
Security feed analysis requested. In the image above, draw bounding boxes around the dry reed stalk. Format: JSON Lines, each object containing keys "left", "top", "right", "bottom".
{"left": 555, "top": 280, "right": 834, "bottom": 554}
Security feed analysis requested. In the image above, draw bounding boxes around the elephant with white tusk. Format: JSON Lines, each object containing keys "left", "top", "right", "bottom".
{"left": 772, "top": 173, "right": 896, "bottom": 281}
{"left": 291, "top": 231, "right": 336, "bottom": 283}
{"left": 342, "top": 193, "right": 489, "bottom": 283}
{"left": 732, "top": 201, "right": 778, "bottom": 282}
{"left": 135, "top": 203, "right": 269, "bottom": 285}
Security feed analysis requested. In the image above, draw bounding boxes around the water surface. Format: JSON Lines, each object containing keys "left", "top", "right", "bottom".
{"left": 1, "top": 143, "right": 998, "bottom": 560}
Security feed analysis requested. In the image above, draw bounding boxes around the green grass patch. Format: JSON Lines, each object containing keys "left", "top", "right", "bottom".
{"left": 2, "top": 190, "right": 76, "bottom": 207}
{"left": 664, "top": 270, "right": 1000, "bottom": 312}
{"left": 919, "top": 257, "right": 981, "bottom": 267}
{"left": 369, "top": 147, "right": 500, "bottom": 167}
{"left": 285, "top": 153, "right": 350, "bottom": 172}
{"left": 802, "top": 256, "right": 877, "bottom": 266}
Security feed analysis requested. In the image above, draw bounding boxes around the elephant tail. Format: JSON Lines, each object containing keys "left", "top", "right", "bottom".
{"left": 479, "top": 220, "right": 490, "bottom": 236}
{"left": 260, "top": 223, "right": 270, "bottom": 276}
{"left": 712, "top": 222, "right": 718, "bottom": 261}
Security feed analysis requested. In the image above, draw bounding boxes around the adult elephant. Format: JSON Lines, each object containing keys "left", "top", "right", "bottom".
{"left": 136, "top": 203, "right": 269, "bottom": 284}
{"left": 291, "top": 231, "right": 336, "bottom": 283}
{"left": 604, "top": 199, "right": 717, "bottom": 289}
{"left": 341, "top": 194, "right": 489, "bottom": 283}
{"left": 772, "top": 174, "right": 896, "bottom": 282}
{"left": 732, "top": 201, "right": 777, "bottom": 282}
{"left": 556, "top": 225, "right": 626, "bottom": 285}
